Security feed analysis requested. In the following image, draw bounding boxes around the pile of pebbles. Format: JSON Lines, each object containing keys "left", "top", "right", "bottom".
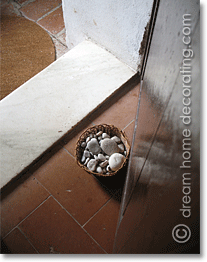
{"left": 79, "top": 130, "right": 127, "bottom": 175}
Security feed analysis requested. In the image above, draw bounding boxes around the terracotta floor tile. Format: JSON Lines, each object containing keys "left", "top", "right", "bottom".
{"left": 92, "top": 83, "right": 140, "bottom": 130}
{"left": 34, "top": 148, "right": 113, "bottom": 225}
{"left": 3, "top": 228, "right": 37, "bottom": 254}
{"left": 19, "top": 196, "right": 105, "bottom": 254}
{"left": 0, "top": 175, "right": 50, "bottom": 238}
{"left": 20, "top": 0, "right": 62, "bottom": 21}
{"left": 37, "top": 6, "right": 65, "bottom": 35}
{"left": 84, "top": 196, "right": 121, "bottom": 253}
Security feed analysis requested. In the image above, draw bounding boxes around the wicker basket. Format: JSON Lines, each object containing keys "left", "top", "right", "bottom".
{"left": 75, "top": 124, "right": 130, "bottom": 177}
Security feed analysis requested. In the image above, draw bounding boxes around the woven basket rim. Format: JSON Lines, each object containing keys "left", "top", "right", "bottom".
{"left": 75, "top": 124, "right": 130, "bottom": 177}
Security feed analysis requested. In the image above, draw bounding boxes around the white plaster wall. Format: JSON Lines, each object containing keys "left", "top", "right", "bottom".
{"left": 62, "top": 0, "right": 154, "bottom": 72}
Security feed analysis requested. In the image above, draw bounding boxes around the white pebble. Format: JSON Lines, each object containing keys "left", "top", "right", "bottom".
{"left": 109, "top": 153, "right": 125, "bottom": 171}
{"left": 106, "top": 165, "right": 111, "bottom": 172}
{"left": 118, "top": 143, "right": 125, "bottom": 153}
{"left": 102, "top": 133, "right": 110, "bottom": 139}
{"left": 86, "top": 136, "right": 91, "bottom": 143}
{"left": 94, "top": 155, "right": 99, "bottom": 161}
{"left": 99, "top": 160, "right": 108, "bottom": 168}
{"left": 100, "top": 138, "right": 119, "bottom": 156}
{"left": 98, "top": 154, "right": 106, "bottom": 162}
{"left": 87, "top": 138, "right": 101, "bottom": 155}
{"left": 96, "top": 166, "right": 103, "bottom": 173}
{"left": 83, "top": 150, "right": 91, "bottom": 158}
{"left": 81, "top": 155, "right": 86, "bottom": 163}
{"left": 81, "top": 142, "right": 86, "bottom": 148}
{"left": 87, "top": 159, "right": 98, "bottom": 172}
{"left": 111, "top": 136, "right": 121, "bottom": 143}
{"left": 98, "top": 136, "right": 102, "bottom": 141}
{"left": 96, "top": 130, "right": 103, "bottom": 136}
{"left": 84, "top": 158, "right": 90, "bottom": 166}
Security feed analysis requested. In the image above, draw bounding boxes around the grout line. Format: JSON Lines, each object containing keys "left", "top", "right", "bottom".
{"left": 34, "top": 176, "right": 54, "bottom": 195}
{"left": 51, "top": 34, "right": 68, "bottom": 48}
{"left": 17, "top": 226, "right": 40, "bottom": 254}
{"left": 51, "top": 196, "right": 108, "bottom": 254}
{"left": 81, "top": 228, "right": 108, "bottom": 254}
{"left": 51, "top": 196, "right": 86, "bottom": 229}
{"left": 2, "top": 195, "right": 52, "bottom": 240}
{"left": 122, "top": 119, "right": 135, "bottom": 131}
{"left": 16, "top": 0, "right": 36, "bottom": 8}
{"left": 36, "top": 3, "right": 62, "bottom": 22}
{"left": 62, "top": 147, "right": 76, "bottom": 159}
{"left": 55, "top": 28, "right": 66, "bottom": 37}
{"left": 82, "top": 197, "right": 112, "bottom": 228}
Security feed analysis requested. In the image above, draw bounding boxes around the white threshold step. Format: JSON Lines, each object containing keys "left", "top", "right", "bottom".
{"left": 0, "top": 40, "right": 135, "bottom": 189}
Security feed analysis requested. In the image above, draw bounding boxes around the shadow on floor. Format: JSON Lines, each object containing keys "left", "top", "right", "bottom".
{"left": 1, "top": 239, "right": 12, "bottom": 254}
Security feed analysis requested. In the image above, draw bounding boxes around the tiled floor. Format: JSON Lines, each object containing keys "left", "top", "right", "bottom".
{"left": 1, "top": 0, "right": 69, "bottom": 59}
{"left": 0, "top": 0, "right": 141, "bottom": 254}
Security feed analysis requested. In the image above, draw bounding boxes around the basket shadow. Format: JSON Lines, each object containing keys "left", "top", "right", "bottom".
{"left": 93, "top": 164, "right": 128, "bottom": 202}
